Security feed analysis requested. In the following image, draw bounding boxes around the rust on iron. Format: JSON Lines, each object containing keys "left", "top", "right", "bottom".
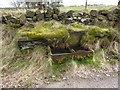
{"left": 51, "top": 50, "right": 93, "bottom": 63}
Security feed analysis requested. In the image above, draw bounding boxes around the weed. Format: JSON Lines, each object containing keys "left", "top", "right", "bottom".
{"left": 60, "top": 5, "right": 117, "bottom": 12}
{"left": 107, "top": 59, "right": 118, "bottom": 64}
{"left": 25, "top": 81, "right": 33, "bottom": 87}
{"left": 65, "top": 57, "right": 101, "bottom": 68}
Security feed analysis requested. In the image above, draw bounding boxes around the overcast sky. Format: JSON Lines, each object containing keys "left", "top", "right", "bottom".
{"left": 0, "top": 0, "right": 118, "bottom": 8}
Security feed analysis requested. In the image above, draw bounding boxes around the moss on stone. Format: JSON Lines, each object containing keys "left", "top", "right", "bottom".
{"left": 18, "top": 20, "right": 110, "bottom": 50}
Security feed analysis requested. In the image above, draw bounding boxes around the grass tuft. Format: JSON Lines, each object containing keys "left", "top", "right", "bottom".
{"left": 107, "top": 59, "right": 118, "bottom": 64}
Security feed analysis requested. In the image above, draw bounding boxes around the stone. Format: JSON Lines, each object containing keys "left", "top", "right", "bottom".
{"left": 38, "top": 3, "right": 44, "bottom": 10}
{"left": 36, "top": 13, "right": 45, "bottom": 20}
{"left": 53, "top": 7, "right": 60, "bottom": 15}
{"left": 44, "top": 18, "right": 52, "bottom": 21}
{"left": 92, "top": 69, "right": 96, "bottom": 72}
{"left": 58, "top": 12, "right": 67, "bottom": 20}
{"left": 19, "top": 14, "right": 27, "bottom": 22}
{"left": 45, "top": 13, "right": 52, "bottom": 18}
{"left": 63, "top": 77, "right": 67, "bottom": 80}
{"left": 26, "top": 10, "right": 35, "bottom": 18}
{"left": 81, "top": 18, "right": 94, "bottom": 25}
{"left": 10, "top": 17, "right": 20, "bottom": 24}
{"left": 76, "top": 17, "right": 81, "bottom": 22}
{"left": 32, "top": 16, "right": 37, "bottom": 22}
{"left": 97, "top": 15, "right": 106, "bottom": 21}
{"left": 82, "top": 12, "right": 90, "bottom": 18}
{"left": 2, "top": 16, "right": 6, "bottom": 24}
{"left": 35, "top": 9, "right": 42, "bottom": 15}
{"left": 106, "top": 74, "right": 110, "bottom": 77}
{"left": 27, "top": 18, "right": 33, "bottom": 21}
{"left": 52, "top": 14, "right": 58, "bottom": 20}
{"left": 46, "top": 6, "right": 54, "bottom": 15}
{"left": 5, "top": 20, "right": 12, "bottom": 24}
{"left": 107, "top": 14, "right": 117, "bottom": 21}
{"left": 66, "top": 10, "right": 74, "bottom": 18}
{"left": 44, "top": 81, "right": 50, "bottom": 84}
{"left": 113, "top": 8, "right": 120, "bottom": 15}
{"left": 98, "top": 10, "right": 110, "bottom": 16}
{"left": 52, "top": 75, "right": 55, "bottom": 78}
{"left": 77, "top": 12, "right": 83, "bottom": 17}
{"left": 25, "top": 23, "right": 34, "bottom": 28}
{"left": 5, "top": 15, "right": 12, "bottom": 20}
{"left": 90, "top": 10, "right": 98, "bottom": 17}
{"left": 65, "top": 18, "right": 73, "bottom": 24}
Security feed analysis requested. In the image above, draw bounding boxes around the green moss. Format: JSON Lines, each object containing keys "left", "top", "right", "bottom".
{"left": 98, "top": 17, "right": 104, "bottom": 21}
{"left": 18, "top": 21, "right": 111, "bottom": 53}
{"left": 19, "top": 21, "right": 110, "bottom": 40}
{"left": 72, "top": 23, "right": 86, "bottom": 29}
{"left": 9, "top": 24, "right": 21, "bottom": 28}
{"left": 19, "top": 20, "right": 69, "bottom": 39}
{"left": 81, "top": 26, "right": 110, "bottom": 46}
{"left": 84, "top": 26, "right": 110, "bottom": 37}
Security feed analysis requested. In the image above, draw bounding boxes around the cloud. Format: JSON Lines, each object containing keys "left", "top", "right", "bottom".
{"left": 0, "top": 0, "right": 13, "bottom": 8}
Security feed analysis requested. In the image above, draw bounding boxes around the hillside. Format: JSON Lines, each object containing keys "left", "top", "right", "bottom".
{"left": 1, "top": 5, "right": 119, "bottom": 88}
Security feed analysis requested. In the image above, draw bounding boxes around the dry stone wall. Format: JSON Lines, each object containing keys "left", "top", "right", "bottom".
{"left": 1, "top": 6, "right": 120, "bottom": 63}
{"left": 2, "top": 6, "right": 120, "bottom": 28}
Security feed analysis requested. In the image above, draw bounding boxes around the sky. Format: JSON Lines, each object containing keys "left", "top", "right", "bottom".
{"left": 0, "top": 0, "right": 118, "bottom": 8}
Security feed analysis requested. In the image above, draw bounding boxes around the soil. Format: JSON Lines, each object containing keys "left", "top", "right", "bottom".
{"left": 2, "top": 62, "right": 118, "bottom": 88}
{"left": 40, "top": 72, "right": 118, "bottom": 88}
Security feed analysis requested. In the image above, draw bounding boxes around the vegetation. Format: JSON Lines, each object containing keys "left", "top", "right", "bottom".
{"left": 19, "top": 21, "right": 110, "bottom": 40}
{"left": 1, "top": 5, "right": 119, "bottom": 87}
{"left": 107, "top": 59, "right": 118, "bottom": 64}
{"left": 25, "top": 81, "right": 33, "bottom": 87}
{"left": 60, "top": 5, "right": 117, "bottom": 12}
{"left": 63, "top": 57, "right": 101, "bottom": 68}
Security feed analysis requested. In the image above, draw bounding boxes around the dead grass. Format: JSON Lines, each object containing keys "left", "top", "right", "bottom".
{"left": 1, "top": 20, "right": 119, "bottom": 87}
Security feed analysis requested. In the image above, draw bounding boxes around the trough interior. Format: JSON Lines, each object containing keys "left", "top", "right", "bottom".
{"left": 51, "top": 46, "right": 90, "bottom": 54}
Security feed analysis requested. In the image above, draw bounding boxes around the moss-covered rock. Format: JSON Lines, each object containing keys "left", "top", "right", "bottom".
{"left": 97, "top": 15, "right": 106, "bottom": 21}
{"left": 26, "top": 10, "right": 35, "bottom": 18}
{"left": 80, "top": 26, "right": 110, "bottom": 50}
{"left": 90, "top": 10, "right": 98, "bottom": 17}
{"left": 18, "top": 20, "right": 110, "bottom": 51}
{"left": 98, "top": 10, "right": 110, "bottom": 16}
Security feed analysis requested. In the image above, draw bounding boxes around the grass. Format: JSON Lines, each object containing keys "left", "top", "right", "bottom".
{"left": 50, "top": 61, "right": 69, "bottom": 78}
{"left": 107, "top": 59, "right": 118, "bottom": 64}
{"left": 1, "top": 5, "right": 117, "bottom": 16}
{"left": 60, "top": 5, "right": 117, "bottom": 12}
{"left": 64, "top": 57, "right": 101, "bottom": 68}
{"left": 51, "top": 56, "right": 101, "bottom": 75}
{"left": 25, "top": 81, "right": 33, "bottom": 87}
{"left": 1, "top": 7, "right": 119, "bottom": 87}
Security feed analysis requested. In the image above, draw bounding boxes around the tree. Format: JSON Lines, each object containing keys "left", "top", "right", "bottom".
{"left": 10, "top": 0, "right": 21, "bottom": 9}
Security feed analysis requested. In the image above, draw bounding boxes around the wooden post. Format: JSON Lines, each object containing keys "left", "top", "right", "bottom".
{"left": 85, "top": 0, "right": 88, "bottom": 9}
{"left": 118, "top": 0, "right": 120, "bottom": 8}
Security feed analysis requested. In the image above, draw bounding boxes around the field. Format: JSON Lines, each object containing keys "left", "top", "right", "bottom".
{"left": 0, "top": 5, "right": 117, "bottom": 15}
{"left": 60, "top": 5, "right": 117, "bottom": 11}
